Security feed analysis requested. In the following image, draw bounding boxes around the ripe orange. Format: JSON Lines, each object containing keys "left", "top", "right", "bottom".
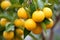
{"left": 3, "top": 31, "right": 14, "bottom": 40}
{"left": 1, "top": 1, "right": 11, "bottom": 9}
{"left": 32, "top": 26, "right": 42, "bottom": 34}
{"left": 16, "top": 29, "right": 23, "bottom": 36}
{"left": 0, "top": 18, "right": 7, "bottom": 27}
{"left": 46, "top": 18, "right": 54, "bottom": 29}
{"left": 14, "top": 19, "right": 24, "bottom": 27}
{"left": 43, "top": 7, "right": 52, "bottom": 18}
{"left": 32, "top": 11, "right": 45, "bottom": 22}
{"left": 17, "top": 7, "right": 28, "bottom": 19}
{"left": 24, "top": 19, "right": 36, "bottom": 31}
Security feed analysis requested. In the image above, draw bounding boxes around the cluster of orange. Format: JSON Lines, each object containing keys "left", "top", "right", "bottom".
{"left": 17, "top": 4, "right": 54, "bottom": 34}
{"left": 0, "top": 0, "right": 54, "bottom": 40}
{"left": 0, "top": 1, "right": 24, "bottom": 40}
{"left": 24, "top": 7, "right": 54, "bottom": 34}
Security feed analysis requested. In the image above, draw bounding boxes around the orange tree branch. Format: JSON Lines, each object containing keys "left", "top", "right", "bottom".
{"left": 49, "top": 13, "right": 60, "bottom": 40}
{"left": 41, "top": 32, "right": 46, "bottom": 40}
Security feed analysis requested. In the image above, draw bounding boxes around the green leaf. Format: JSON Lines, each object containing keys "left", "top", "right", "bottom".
{"left": 43, "top": 18, "right": 50, "bottom": 24}
{"left": 0, "top": 30, "right": 5, "bottom": 40}
{"left": 48, "top": 0, "right": 59, "bottom": 4}
{"left": 33, "top": 0, "right": 38, "bottom": 10}
{"left": 42, "top": 0, "right": 45, "bottom": 2}
{"left": 0, "top": 7, "right": 3, "bottom": 12}
{"left": 8, "top": 4, "right": 21, "bottom": 10}
{"left": 24, "top": 28, "right": 30, "bottom": 38}
{"left": 29, "top": 34, "right": 38, "bottom": 40}
{"left": 37, "top": 0, "right": 44, "bottom": 10}
{"left": 19, "top": 0, "right": 24, "bottom": 4}
{"left": 0, "top": 12, "right": 14, "bottom": 21}
{"left": 5, "top": 22, "right": 14, "bottom": 32}
{"left": 40, "top": 22, "right": 46, "bottom": 32}
{"left": 10, "top": 0, "right": 18, "bottom": 4}
{"left": 44, "top": 3, "right": 52, "bottom": 7}
{"left": 29, "top": 0, "right": 36, "bottom": 16}
{"left": 0, "top": 14, "right": 9, "bottom": 19}
{"left": 29, "top": 4, "right": 36, "bottom": 16}
{"left": 7, "top": 11, "right": 18, "bottom": 21}
{"left": 0, "top": 26, "right": 5, "bottom": 31}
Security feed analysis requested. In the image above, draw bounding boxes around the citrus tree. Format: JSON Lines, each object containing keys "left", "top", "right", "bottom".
{"left": 0, "top": 0, "right": 60, "bottom": 40}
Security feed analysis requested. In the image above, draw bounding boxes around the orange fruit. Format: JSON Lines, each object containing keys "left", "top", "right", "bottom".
{"left": 1, "top": 1, "right": 11, "bottom": 9}
{"left": 16, "top": 29, "right": 23, "bottom": 36}
{"left": 32, "top": 11, "right": 45, "bottom": 22}
{"left": 14, "top": 19, "right": 24, "bottom": 27}
{"left": 43, "top": 7, "right": 52, "bottom": 18}
{"left": 3, "top": 31, "right": 14, "bottom": 40}
{"left": 17, "top": 7, "right": 28, "bottom": 19}
{"left": 32, "top": 26, "right": 42, "bottom": 34}
{"left": 24, "top": 19, "right": 36, "bottom": 31}
{"left": 46, "top": 18, "right": 54, "bottom": 29}
{"left": 0, "top": 18, "right": 7, "bottom": 27}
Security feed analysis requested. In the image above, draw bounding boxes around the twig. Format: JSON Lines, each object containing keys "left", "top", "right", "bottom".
{"left": 41, "top": 32, "right": 46, "bottom": 40}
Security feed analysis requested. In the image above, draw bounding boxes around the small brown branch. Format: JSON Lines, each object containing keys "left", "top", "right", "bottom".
{"left": 49, "top": 13, "right": 60, "bottom": 40}
{"left": 41, "top": 32, "right": 46, "bottom": 40}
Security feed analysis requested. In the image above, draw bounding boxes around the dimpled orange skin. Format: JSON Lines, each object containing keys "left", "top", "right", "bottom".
{"left": 17, "top": 7, "right": 28, "bottom": 19}
{"left": 46, "top": 18, "right": 54, "bottom": 29}
{"left": 14, "top": 19, "right": 24, "bottom": 27}
{"left": 24, "top": 19, "right": 36, "bottom": 31}
{"left": 32, "top": 11, "right": 45, "bottom": 22}
{"left": 0, "top": 18, "right": 7, "bottom": 26}
{"left": 32, "top": 26, "right": 42, "bottom": 34}
{"left": 43, "top": 7, "right": 52, "bottom": 18}
{"left": 3, "top": 31, "right": 14, "bottom": 40}
{"left": 16, "top": 29, "right": 23, "bottom": 35}
{"left": 1, "top": 1, "right": 11, "bottom": 9}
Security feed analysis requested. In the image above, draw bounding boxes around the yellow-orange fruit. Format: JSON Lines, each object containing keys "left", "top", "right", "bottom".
{"left": 17, "top": 7, "right": 28, "bottom": 19}
{"left": 46, "top": 18, "right": 54, "bottom": 29}
{"left": 32, "top": 11, "right": 45, "bottom": 22}
{"left": 32, "top": 26, "right": 42, "bottom": 34}
{"left": 43, "top": 7, "right": 52, "bottom": 18}
{"left": 0, "top": 18, "right": 7, "bottom": 26}
{"left": 16, "top": 29, "right": 23, "bottom": 35}
{"left": 24, "top": 19, "right": 36, "bottom": 31}
{"left": 14, "top": 19, "right": 24, "bottom": 27}
{"left": 1, "top": 1, "right": 11, "bottom": 9}
{"left": 3, "top": 31, "right": 14, "bottom": 40}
